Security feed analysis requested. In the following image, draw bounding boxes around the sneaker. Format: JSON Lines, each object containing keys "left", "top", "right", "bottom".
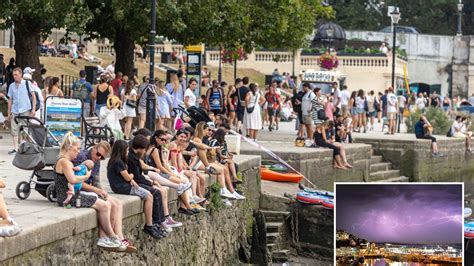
{"left": 232, "top": 191, "right": 246, "bottom": 200}
{"left": 121, "top": 239, "right": 137, "bottom": 253}
{"left": 110, "top": 236, "right": 127, "bottom": 252}
{"left": 7, "top": 149, "right": 16, "bottom": 155}
{"left": 0, "top": 223, "right": 22, "bottom": 237}
{"left": 164, "top": 216, "right": 183, "bottom": 228}
{"left": 191, "top": 203, "right": 206, "bottom": 211}
{"left": 160, "top": 222, "right": 173, "bottom": 233}
{"left": 191, "top": 195, "right": 206, "bottom": 204}
{"left": 190, "top": 208, "right": 200, "bottom": 214}
{"left": 205, "top": 166, "right": 219, "bottom": 175}
{"left": 97, "top": 237, "right": 121, "bottom": 250}
{"left": 176, "top": 183, "right": 192, "bottom": 196}
{"left": 222, "top": 198, "right": 232, "bottom": 207}
{"left": 178, "top": 207, "right": 195, "bottom": 215}
{"left": 143, "top": 225, "right": 164, "bottom": 239}
{"left": 220, "top": 188, "right": 236, "bottom": 199}
{"left": 153, "top": 224, "right": 169, "bottom": 237}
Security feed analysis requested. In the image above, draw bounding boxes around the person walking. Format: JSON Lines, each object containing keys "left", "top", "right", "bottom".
{"left": 7, "top": 68, "right": 36, "bottom": 155}
{"left": 243, "top": 83, "right": 264, "bottom": 141}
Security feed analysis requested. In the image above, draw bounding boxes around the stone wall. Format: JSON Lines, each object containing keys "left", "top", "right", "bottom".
{"left": 353, "top": 135, "right": 474, "bottom": 183}
{"left": 1, "top": 155, "right": 261, "bottom": 265}
{"left": 240, "top": 143, "right": 372, "bottom": 191}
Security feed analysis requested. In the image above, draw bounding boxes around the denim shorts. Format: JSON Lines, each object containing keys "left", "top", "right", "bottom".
{"left": 130, "top": 186, "right": 150, "bottom": 200}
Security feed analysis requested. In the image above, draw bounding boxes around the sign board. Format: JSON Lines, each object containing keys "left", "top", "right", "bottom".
{"left": 186, "top": 45, "right": 203, "bottom": 53}
{"left": 44, "top": 96, "right": 83, "bottom": 138}
{"left": 302, "top": 71, "right": 336, "bottom": 83}
{"left": 186, "top": 52, "right": 202, "bottom": 99}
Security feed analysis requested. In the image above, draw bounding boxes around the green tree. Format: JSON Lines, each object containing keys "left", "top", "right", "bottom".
{"left": 0, "top": 0, "right": 89, "bottom": 82}
{"left": 83, "top": 0, "right": 151, "bottom": 77}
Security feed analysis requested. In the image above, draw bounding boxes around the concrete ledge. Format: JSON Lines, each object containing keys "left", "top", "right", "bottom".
{"left": 0, "top": 155, "right": 261, "bottom": 263}
{"left": 240, "top": 142, "right": 372, "bottom": 191}
{"left": 354, "top": 134, "right": 471, "bottom": 182}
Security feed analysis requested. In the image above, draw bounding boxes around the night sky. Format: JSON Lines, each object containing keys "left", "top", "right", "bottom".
{"left": 336, "top": 184, "right": 462, "bottom": 244}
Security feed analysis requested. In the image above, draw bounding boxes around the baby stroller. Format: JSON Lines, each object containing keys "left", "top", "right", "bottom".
{"left": 12, "top": 116, "right": 60, "bottom": 202}
{"left": 174, "top": 105, "right": 212, "bottom": 129}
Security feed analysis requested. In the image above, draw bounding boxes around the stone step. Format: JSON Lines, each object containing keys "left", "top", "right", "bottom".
{"left": 267, "top": 243, "right": 279, "bottom": 252}
{"left": 266, "top": 232, "right": 281, "bottom": 244}
{"left": 261, "top": 210, "right": 290, "bottom": 223}
{"left": 265, "top": 222, "right": 283, "bottom": 233}
{"left": 271, "top": 249, "right": 290, "bottom": 263}
{"left": 370, "top": 155, "right": 383, "bottom": 164}
{"left": 370, "top": 162, "right": 392, "bottom": 172}
{"left": 373, "top": 176, "right": 409, "bottom": 182}
{"left": 369, "top": 170, "right": 401, "bottom": 181}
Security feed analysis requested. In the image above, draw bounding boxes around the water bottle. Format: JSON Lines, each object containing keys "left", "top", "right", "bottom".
{"left": 75, "top": 191, "right": 81, "bottom": 208}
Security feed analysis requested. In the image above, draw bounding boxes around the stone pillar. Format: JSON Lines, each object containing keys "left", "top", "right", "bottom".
{"left": 452, "top": 36, "right": 470, "bottom": 97}
{"left": 468, "top": 38, "right": 474, "bottom": 97}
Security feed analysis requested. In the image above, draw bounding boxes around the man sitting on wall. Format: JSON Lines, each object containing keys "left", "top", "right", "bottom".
{"left": 414, "top": 115, "right": 441, "bottom": 156}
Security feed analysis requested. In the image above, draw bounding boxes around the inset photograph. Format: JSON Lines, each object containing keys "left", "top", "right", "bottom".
{"left": 335, "top": 183, "right": 462, "bottom": 265}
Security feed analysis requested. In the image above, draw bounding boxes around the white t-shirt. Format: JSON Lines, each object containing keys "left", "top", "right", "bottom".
{"left": 333, "top": 88, "right": 341, "bottom": 108}
{"left": 416, "top": 97, "right": 425, "bottom": 109}
{"left": 184, "top": 88, "right": 197, "bottom": 107}
{"left": 387, "top": 93, "right": 397, "bottom": 113}
{"left": 366, "top": 95, "right": 374, "bottom": 112}
{"left": 340, "top": 90, "right": 351, "bottom": 106}
{"left": 398, "top": 95, "right": 406, "bottom": 108}
{"left": 301, "top": 91, "right": 315, "bottom": 116}
{"left": 451, "top": 120, "right": 462, "bottom": 134}
{"left": 356, "top": 96, "right": 365, "bottom": 109}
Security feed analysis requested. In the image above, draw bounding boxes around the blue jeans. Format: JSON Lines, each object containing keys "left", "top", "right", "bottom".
{"left": 95, "top": 104, "right": 106, "bottom": 116}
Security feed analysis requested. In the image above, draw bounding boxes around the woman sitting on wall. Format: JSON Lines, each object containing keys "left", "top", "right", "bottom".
{"left": 54, "top": 132, "right": 128, "bottom": 251}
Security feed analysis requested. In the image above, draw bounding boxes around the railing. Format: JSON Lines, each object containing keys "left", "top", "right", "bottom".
{"left": 301, "top": 54, "right": 391, "bottom": 68}
{"left": 95, "top": 42, "right": 185, "bottom": 56}
{"left": 60, "top": 75, "right": 80, "bottom": 96}
{"left": 255, "top": 51, "right": 293, "bottom": 62}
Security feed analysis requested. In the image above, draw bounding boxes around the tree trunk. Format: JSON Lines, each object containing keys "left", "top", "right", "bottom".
{"left": 13, "top": 25, "right": 42, "bottom": 84}
{"left": 114, "top": 31, "right": 135, "bottom": 77}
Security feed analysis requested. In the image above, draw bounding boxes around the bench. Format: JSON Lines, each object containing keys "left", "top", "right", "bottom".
{"left": 82, "top": 116, "right": 114, "bottom": 149}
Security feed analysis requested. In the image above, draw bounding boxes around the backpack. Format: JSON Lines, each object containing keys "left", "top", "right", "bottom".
{"left": 25, "top": 81, "right": 41, "bottom": 112}
{"left": 74, "top": 80, "right": 90, "bottom": 102}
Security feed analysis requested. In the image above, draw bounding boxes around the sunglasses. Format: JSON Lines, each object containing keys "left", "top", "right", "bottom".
{"left": 160, "top": 138, "right": 168, "bottom": 142}
{"left": 96, "top": 152, "right": 105, "bottom": 160}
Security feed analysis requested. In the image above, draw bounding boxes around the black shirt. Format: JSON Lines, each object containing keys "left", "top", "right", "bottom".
{"left": 236, "top": 86, "right": 249, "bottom": 107}
{"left": 183, "top": 142, "right": 196, "bottom": 165}
{"left": 127, "top": 148, "right": 152, "bottom": 186}
{"left": 203, "top": 136, "right": 210, "bottom": 145}
{"left": 107, "top": 159, "right": 132, "bottom": 194}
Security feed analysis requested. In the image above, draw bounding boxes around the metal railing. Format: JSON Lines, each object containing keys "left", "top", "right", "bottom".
{"left": 60, "top": 75, "right": 80, "bottom": 96}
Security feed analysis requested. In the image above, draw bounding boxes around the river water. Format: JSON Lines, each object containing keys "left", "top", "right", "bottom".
{"left": 364, "top": 258, "right": 452, "bottom": 265}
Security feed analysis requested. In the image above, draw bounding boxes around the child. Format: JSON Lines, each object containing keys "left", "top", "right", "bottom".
{"left": 107, "top": 140, "right": 171, "bottom": 239}
{"left": 64, "top": 160, "right": 94, "bottom": 205}
{"left": 100, "top": 95, "right": 125, "bottom": 140}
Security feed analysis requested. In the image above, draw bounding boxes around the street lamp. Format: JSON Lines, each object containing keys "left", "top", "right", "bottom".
{"left": 390, "top": 7, "right": 400, "bottom": 89}
{"left": 145, "top": 0, "right": 157, "bottom": 132}
{"left": 389, "top": 7, "right": 401, "bottom": 133}
{"left": 457, "top": 0, "right": 464, "bottom": 36}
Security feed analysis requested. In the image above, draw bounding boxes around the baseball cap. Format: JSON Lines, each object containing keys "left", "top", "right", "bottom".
{"left": 23, "top": 67, "right": 35, "bottom": 74}
{"left": 206, "top": 121, "right": 217, "bottom": 130}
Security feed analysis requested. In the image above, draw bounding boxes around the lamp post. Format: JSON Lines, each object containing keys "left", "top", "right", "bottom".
{"left": 218, "top": 47, "right": 222, "bottom": 83}
{"left": 145, "top": 0, "right": 157, "bottom": 132}
{"left": 390, "top": 7, "right": 401, "bottom": 133}
{"left": 457, "top": 0, "right": 464, "bottom": 37}
{"left": 390, "top": 7, "right": 400, "bottom": 89}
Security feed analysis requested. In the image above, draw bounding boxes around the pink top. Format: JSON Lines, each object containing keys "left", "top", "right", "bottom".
{"left": 325, "top": 102, "right": 334, "bottom": 121}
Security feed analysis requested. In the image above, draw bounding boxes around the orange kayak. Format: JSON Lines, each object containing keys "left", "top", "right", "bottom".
{"left": 260, "top": 168, "right": 303, "bottom": 183}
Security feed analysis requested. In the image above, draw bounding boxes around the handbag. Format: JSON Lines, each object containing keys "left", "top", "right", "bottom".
{"left": 13, "top": 142, "right": 45, "bottom": 170}
{"left": 246, "top": 92, "right": 259, "bottom": 113}
{"left": 125, "top": 99, "right": 137, "bottom": 108}
{"left": 317, "top": 109, "right": 327, "bottom": 121}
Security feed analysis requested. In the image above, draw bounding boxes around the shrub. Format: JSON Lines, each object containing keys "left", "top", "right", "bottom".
{"left": 405, "top": 107, "right": 451, "bottom": 135}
